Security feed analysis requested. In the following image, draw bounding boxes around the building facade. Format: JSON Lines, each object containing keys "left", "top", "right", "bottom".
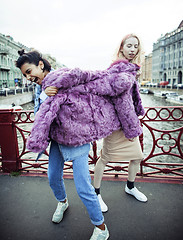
{"left": 43, "top": 54, "right": 66, "bottom": 70}
{"left": 139, "top": 53, "right": 152, "bottom": 84}
{"left": 0, "top": 33, "right": 31, "bottom": 88}
{"left": 0, "top": 33, "right": 65, "bottom": 89}
{"left": 152, "top": 20, "right": 183, "bottom": 87}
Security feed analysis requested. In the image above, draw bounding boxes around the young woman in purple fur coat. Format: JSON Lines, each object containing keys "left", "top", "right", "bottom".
{"left": 94, "top": 34, "right": 148, "bottom": 214}
{"left": 16, "top": 50, "right": 119, "bottom": 240}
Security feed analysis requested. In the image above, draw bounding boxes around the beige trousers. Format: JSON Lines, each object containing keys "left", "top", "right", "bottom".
{"left": 94, "top": 129, "right": 143, "bottom": 188}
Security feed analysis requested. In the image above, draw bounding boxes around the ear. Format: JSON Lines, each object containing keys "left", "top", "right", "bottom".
{"left": 38, "top": 60, "right": 44, "bottom": 70}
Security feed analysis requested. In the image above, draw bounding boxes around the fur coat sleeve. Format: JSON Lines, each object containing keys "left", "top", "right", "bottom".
{"left": 42, "top": 67, "right": 101, "bottom": 90}
{"left": 26, "top": 93, "right": 67, "bottom": 152}
{"left": 42, "top": 60, "right": 139, "bottom": 97}
{"left": 72, "top": 71, "right": 135, "bottom": 97}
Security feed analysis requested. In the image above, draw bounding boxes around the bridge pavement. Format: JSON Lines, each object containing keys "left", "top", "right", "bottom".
{"left": 0, "top": 175, "right": 183, "bottom": 240}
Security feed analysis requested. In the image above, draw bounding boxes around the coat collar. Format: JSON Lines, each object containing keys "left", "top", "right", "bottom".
{"left": 109, "top": 59, "right": 140, "bottom": 71}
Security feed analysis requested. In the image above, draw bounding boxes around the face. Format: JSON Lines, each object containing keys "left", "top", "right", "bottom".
{"left": 121, "top": 37, "right": 139, "bottom": 61}
{"left": 20, "top": 61, "right": 45, "bottom": 85}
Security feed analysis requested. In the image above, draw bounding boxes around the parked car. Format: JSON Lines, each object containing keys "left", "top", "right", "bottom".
{"left": 0, "top": 88, "right": 10, "bottom": 96}
{"left": 152, "top": 83, "right": 158, "bottom": 87}
{"left": 177, "top": 84, "right": 183, "bottom": 89}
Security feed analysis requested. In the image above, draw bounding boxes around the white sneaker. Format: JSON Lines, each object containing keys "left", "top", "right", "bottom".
{"left": 97, "top": 194, "right": 108, "bottom": 212}
{"left": 52, "top": 199, "right": 69, "bottom": 223}
{"left": 90, "top": 224, "right": 109, "bottom": 240}
{"left": 125, "top": 185, "right": 148, "bottom": 202}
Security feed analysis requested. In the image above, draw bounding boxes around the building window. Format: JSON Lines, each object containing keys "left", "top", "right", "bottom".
{"left": 178, "top": 71, "right": 182, "bottom": 84}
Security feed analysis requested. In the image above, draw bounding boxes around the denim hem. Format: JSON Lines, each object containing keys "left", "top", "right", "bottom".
{"left": 91, "top": 216, "right": 104, "bottom": 226}
{"left": 56, "top": 196, "right": 67, "bottom": 202}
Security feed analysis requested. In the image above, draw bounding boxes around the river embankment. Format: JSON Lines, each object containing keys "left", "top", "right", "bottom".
{"left": 140, "top": 86, "right": 183, "bottom": 95}
{"left": 0, "top": 92, "right": 33, "bottom": 106}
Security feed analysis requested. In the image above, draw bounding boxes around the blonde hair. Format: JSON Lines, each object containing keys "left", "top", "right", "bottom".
{"left": 112, "top": 33, "right": 144, "bottom": 66}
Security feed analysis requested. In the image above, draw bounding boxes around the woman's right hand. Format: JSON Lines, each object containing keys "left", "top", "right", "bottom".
{"left": 45, "top": 86, "right": 58, "bottom": 96}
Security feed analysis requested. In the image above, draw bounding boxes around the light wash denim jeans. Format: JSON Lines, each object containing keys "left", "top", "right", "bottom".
{"left": 48, "top": 140, "right": 104, "bottom": 226}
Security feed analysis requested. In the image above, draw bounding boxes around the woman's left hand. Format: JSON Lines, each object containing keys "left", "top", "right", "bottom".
{"left": 128, "top": 138, "right": 135, "bottom": 142}
{"left": 136, "top": 69, "right": 141, "bottom": 80}
{"left": 45, "top": 86, "right": 58, "bottom": 96}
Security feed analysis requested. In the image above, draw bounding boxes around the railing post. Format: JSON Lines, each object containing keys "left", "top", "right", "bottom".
{"left": 0, "top": 109, "right": 20, "bottom": 172}
{"left": 139, "top": 119, "right": 144, "bottom": 177}
{"left": 92, "top": 141, "right": 99, "bottom": 164}
{"left": 89, "top": 141, "right": 100, "bottom": 165}
{"left": 139, "top": 132, "right": 144, "bottom": 177}
{"left": 139, "top": 133, "right": 144, "bottom": 152}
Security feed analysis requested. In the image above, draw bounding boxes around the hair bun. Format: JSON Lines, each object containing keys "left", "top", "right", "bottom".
{"left": 18, "top": 49, "right": 25, "bottom": 56}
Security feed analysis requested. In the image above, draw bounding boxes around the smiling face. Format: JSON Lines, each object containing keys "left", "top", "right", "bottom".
{"left": 121, "top": 37, "right": 139, "bottom": 61}
{"left": 20, "top": 61, "right": 45, "bottom": 85}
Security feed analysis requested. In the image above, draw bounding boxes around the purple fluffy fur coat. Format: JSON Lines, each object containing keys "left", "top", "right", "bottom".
{"left": 26, "top": 60, "right": 145, "bottom": 152}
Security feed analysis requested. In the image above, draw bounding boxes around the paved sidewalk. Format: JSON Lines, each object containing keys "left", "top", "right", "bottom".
{"left": 0, "top": 175, "right": 183, "bottom": 240}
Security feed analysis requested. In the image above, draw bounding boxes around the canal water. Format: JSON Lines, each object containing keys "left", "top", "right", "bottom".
{"left": 19, "top": 94, "right": 183, "bottom": 177}
{"left": 22, "top": 93, "right": 183, "bottom": 110}
{"left": 140, "top": 94, "right": 183, "bottom": 165}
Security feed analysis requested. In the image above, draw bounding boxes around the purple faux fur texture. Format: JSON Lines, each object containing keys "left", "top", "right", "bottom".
{"left": 26, "top": 60, "right": 144, "bottom": 153}
{"left": 26, "top": 94, "right": 67, "bottom": 152}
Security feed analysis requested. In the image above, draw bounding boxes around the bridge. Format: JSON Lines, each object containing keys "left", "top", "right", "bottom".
{"left": 0, "top": 106, "right": 182, "bottom": 181}
{"left": 0, "top": 106, "right": 183, "bottom": 240}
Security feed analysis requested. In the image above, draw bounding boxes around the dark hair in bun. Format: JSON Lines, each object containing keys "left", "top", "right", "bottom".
{"left": 15, "top": 49, "right": 51, "bottom": 72}
{"left": 18, "top": 49, "right": 25, "bottom": 56}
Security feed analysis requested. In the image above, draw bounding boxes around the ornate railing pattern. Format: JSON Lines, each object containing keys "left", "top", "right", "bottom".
{"left": 140, "top": 107, "right": 183, "bottom": 179}
{"left": 0, "top": 106, "right": 183, "bottom": 181}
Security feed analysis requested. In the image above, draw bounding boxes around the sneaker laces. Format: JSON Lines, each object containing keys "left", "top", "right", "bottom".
{"left": 55, "top": 202, "right": 66, "bottom": 214}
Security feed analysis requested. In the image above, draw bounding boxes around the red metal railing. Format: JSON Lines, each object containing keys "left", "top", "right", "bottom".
{"left": 0, "top": 107, "right": 183, "bottom": 181}
{"left": 140, "top": 107, "right": 183, "bottom": 180}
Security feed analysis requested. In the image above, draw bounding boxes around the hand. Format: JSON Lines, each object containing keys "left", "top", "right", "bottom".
{"left": 45, "top": 86, "right": 58, "bottom": 96}
{"left": 136, "top": 69, "right": 141, "bottom": 80}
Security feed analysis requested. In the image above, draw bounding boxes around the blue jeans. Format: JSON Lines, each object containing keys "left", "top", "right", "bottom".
{"left": 48, "top": 140, "right": 104, "bottom": 226}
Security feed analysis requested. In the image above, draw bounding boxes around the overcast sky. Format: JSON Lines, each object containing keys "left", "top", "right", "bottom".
{"left": 0, "top": 0, "right": 183, "bottom": 70}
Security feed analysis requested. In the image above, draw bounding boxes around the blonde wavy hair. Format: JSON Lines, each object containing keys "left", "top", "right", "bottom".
{"left": 112, "top": 33, "right": 144, "bottom": 66}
